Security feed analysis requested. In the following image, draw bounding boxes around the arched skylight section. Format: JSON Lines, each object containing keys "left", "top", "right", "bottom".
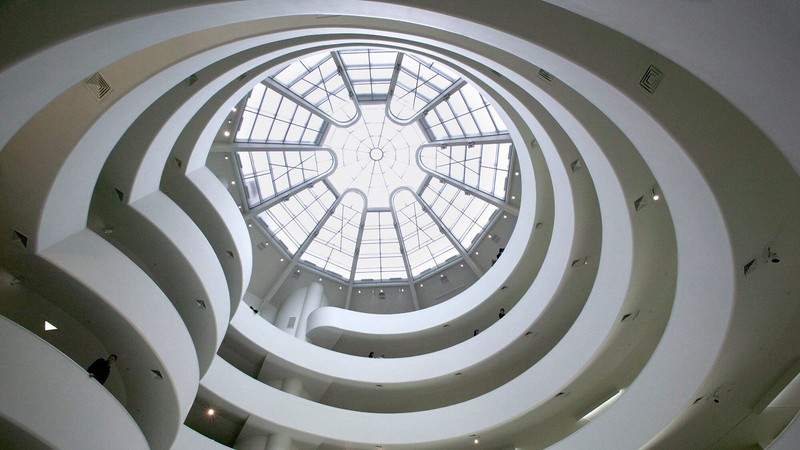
{"left": 421, "top": 83, "right": 507, "bottom": 141}
{"left": 256, "top": 183, "right": 335, "bottom": 254}
{"left": 325, "top": 104, "right": 426, "bottom": 207}
{"left": 392, "top": 189, "right": 460, "bottom": 278}
{"left": 418, "top": 142, "right": 512, "bottom": 200}
{"left": 387, "top": 53, "right": 461, "bottom": 123}
{"left": 420, "top": 178, "right": 499, "bottom": 250}
{"left": 301, "top": 191, "right": 365, "bottom": 279}
{"left": 271, "top": 52, "right": 359, "bottom": 125}
{"left": 354, "top": 211, "right": 407, "bottom": 282}
{"left": 339, "top": 49, "right": 398, "bottom": 102}
{"left": 237, "top": 149, "right": 335, "bottom": 208}
{"left": 236, "top": 82, "right": 325, "bottom": 144}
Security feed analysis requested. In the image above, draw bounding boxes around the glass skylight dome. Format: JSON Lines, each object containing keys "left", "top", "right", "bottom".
{"left": 233, "top": 48, "right": 517, "bottom": 286}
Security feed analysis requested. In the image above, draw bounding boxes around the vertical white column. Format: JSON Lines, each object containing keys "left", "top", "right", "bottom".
{"left": 294, "top": 281, "right": 324, "bottom": 341}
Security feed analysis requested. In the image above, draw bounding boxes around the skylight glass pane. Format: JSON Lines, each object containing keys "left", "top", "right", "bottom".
{"left": 393, "top": 190, "right": 459, "bottom": 277}
{"left": 301, "top": 191, "right": 364, "bottom": 279}
{"left": 420, "top": 84, "right": 508, "bottom": 141}
{"left": 387, "top": 52, "right": 460, "bottom": 122}
{"left": 235, "top": 84, "right": 323, "bottom": 145}
{"left": 237, "top": 150, "right": 334, "bottom": 208}
{"left": 420, "top": 178, "right": 498, "bottom": 249}
{"left": 340, "top": 48, "right": 399, "bottom": 102}
{"left": 418, "top": 143, "right": 511, "bottom": 200}
{"left": 272, "top": 52, "right": 358, "bottom": 125}
{"left": 354, "top": 211, "right": 407, "bottom": 281}
{"left": 257, "top": 183, "right": 335, "bottom": 254}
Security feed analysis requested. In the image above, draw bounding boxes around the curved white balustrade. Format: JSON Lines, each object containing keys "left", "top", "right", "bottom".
{"left": 0, "top": 315, "right": 148, "bottom": 450}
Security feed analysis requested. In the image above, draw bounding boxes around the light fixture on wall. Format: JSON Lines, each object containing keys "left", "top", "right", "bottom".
{"left": 651, "top": 185, "right": 660, "bottom": 201}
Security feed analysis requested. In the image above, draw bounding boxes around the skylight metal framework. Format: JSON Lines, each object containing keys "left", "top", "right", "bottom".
{"left": 237, "top": 149, "right": 335, "bottom": 208}
{"left": 386, "top": 53, "right": 462, "bottom": 124}
{"left": 271, "top": 51, "right": 360, "bottom": 126}
{"left": 236, "top": 82, "right": 326, "bottom": 144}
{"left": 418, "top": 140, "right": 512, "bottom": 200}
{"left": 420, "top": 83, "right": 508, "bottom": 141}
{"left": 339, "top": 49, "right": 399, "bottom": 102}
{"left": 234, "top": 47, "right": 518, "bottom": 305}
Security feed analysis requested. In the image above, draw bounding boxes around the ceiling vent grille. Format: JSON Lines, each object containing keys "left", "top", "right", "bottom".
{"left": 185, "top": 74, "right": 198, "bottom": 86}
{"left": 84, "top": 72, "right": 112, "bottom": 101}
{"left": 539, "top": 68, "right": 554, "bottom": 83}
{"left": 640, "top": 65, "right": 664, "bottom": 94}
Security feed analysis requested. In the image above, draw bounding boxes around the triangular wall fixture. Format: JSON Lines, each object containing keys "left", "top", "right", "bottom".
{"left": 44, "top": 321, "right": 57, "bottom": 331}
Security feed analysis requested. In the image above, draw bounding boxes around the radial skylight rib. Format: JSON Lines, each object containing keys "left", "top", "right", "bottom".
{"left": 387, "top": 53, "right": 461, "bottom": 123}
{"left": 392, "top": 189, "right": 460, "bottom": 277}
{"left": 339, "top": 49, "right": 399, "bottom": 102}
{"left": 236, "top": 82, "right": 325, "bottom": 144}
{"left": 420, "top": 178, "right": 499, "bottom": 249}
{"left": 272, "top": 51, "right": 359, "bottom": 125}
{"left": 237, "top": 149, "right": 335, "bottom": 208}
{"left": 418, "top": 142, "right": 512, "bottom": 200}
{"left": 257, "top": 183, "right": 335, "bottom": 254}
{"left": 354, "top": 211, "right": 407, "bottom": 281}
{"left": 301, "top": 190, "right": 365, "bottom": 279}
{"left": 421, "top": 83, "right": 507, "bottom": 141}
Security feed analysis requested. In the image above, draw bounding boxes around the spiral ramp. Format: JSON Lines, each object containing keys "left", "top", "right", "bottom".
{"left": 1, "top": 2, "right": 799, "bottom": 449}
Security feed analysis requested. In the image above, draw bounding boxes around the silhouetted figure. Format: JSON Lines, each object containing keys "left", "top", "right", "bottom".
{"left": 249, "top": 305, "right": 259, "bottom": 314}
{"left": 87, "top": 354, "right": 117, "bottom": 385}
{"left": 499, "top": 308, "right": 506, "bottom": 319}
{"left": 473, "top": 329, "right": 480, "bottom": 336}
{"left": 368, "top": 351, "right": 375, "bottom": 358}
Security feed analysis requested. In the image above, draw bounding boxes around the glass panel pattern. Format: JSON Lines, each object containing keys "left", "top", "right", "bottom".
{"left": 236, "top": 82, "right": 325, "bottom": 144}
{"left": 389, "top": 53, "right": 460, "bottom": 121}
{"left": 393, "top": 190, "right": 460, "bottom": 277}
{"left": 418, "top": 142, "right": 511, "bottom": 200}
{"left": 237, "top": 150, "right": 334, "bottom": 208}
{"left": 272, "top": 51, "right": 358, "bottom": 124}
{"left": 257, "top": 183, "right": 335, "bottom": 254}
{"left": 420, "top": 178, "right": 498, "bottom": 250}
{"left": 301, "top": 192, "right": 365, "bottom": 279}
{"left": 324, "top": 104, "right": 427, "bottom": 208}
{"left": 420, "top": 83, "right": 507, "bottom": 141}
{"left": 339, "top": 49, "right": 399, "bottom": 102}
{"left": 354, "top": 211, "right": 407, "bottom": 281}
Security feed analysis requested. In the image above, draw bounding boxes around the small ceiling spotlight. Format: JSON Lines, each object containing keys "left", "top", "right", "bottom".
{"left": 230, "top": 180, "right": 236, "bottom": 185}
{"left": 767, "top": 246, "right": 781, "bottom": 264}
{"left": 223, "top": 130, "right": 230, "bottom": 137}
{"left": 224, "top": 155, "right": 229, "bottom": 160}
{"left": 206, "top": 408, "right": 215, "bottom": 416}
{"left": 651, "top": 186, "right": 660, "bottom": 201}
{"left": 231, "top": 107, "right": 237, "bottom": 112}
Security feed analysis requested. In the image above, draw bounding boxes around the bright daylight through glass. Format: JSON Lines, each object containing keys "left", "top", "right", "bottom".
{"left": 233, "top": 48, "right": 515, "bottom": 283}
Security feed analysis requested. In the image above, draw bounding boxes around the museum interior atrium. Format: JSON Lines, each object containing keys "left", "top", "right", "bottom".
{"left": 1, "top": 1, "right": 799, "bottom": 449}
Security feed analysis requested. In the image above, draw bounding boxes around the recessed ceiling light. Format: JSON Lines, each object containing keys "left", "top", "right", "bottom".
{"left": 339, "top": 286, "right": 342, "bottom": 290}
{"left": 419, "top": 284, "right": 423, "bottom": 287}
{"left": 503, "top": 214, "right": 507, "bottom": 219}
{"left": 511, "top": 195, "right": 516, "bottom": 200}
{"left": 280, "top": 258, "right": 284, "bottom": 262}
{"left": 230, "top": 180, "right": 236, "bottom": 185}
{"left": 488, "top": 234, "right": 492, "bottom": 239}
{"left": 475, "top": 252, "right": 479, "bottom": 255}
{"left": 207, "top": 408, "right": 215, "bottom": 416}
{"left": 358, "top": 290, "right": 361, "bottom": 293}
{"left": 232, "top": 107, "right": 237, "bottom": 112}
{"left": 319, "top": 278, "right": 323, "bottom": 282}
{"left": 224, "top": 155, "right": 229, "bottom": 160}
{"left": 515, "top": 171, "right": 519, "bottom": 176}
{"left": 223, "top": 131, "right": 230, "bottom": 137}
